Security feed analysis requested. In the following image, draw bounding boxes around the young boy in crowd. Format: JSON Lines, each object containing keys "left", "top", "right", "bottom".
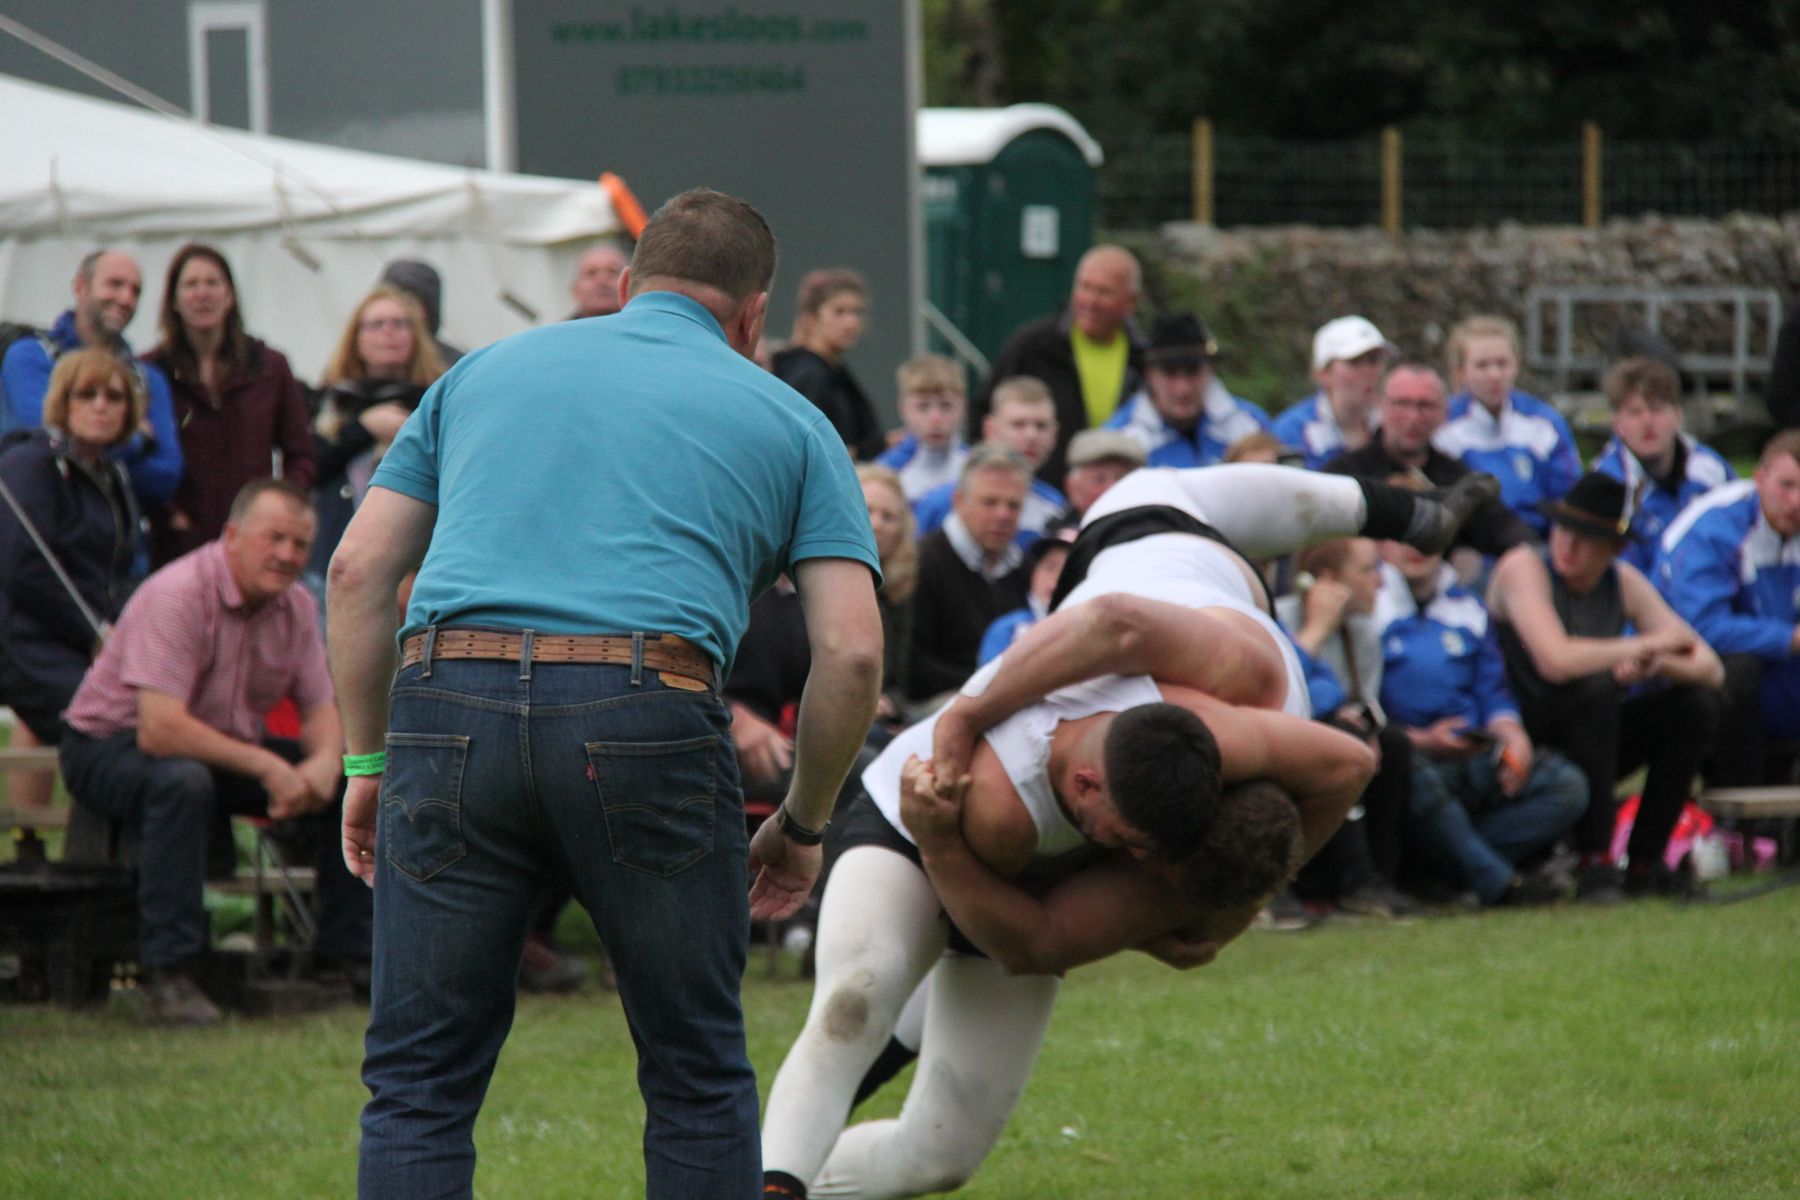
{"left": 915, "top": 376, "right": 1066, "bottom": 544}
{"left": 876, "top": 355, "right": 971, "bottom": 502}
{"left": 1590, "top": 356, "right": 1735, "bottom": 574}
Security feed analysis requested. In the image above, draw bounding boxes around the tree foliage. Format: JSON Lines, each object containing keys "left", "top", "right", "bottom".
{"left": 922, "top": 0, "right": 1800, "bottom": 147}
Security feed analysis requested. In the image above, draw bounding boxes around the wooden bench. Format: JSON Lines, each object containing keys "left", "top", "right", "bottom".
{"left": 0, "top": 746, "right": 61, "bottom": 772}
{"left": 1696, "top": 787, "right": 1800, "bottom": 820}
{"left": 1697, "top": 786, "right": 1800, "bottom": 867}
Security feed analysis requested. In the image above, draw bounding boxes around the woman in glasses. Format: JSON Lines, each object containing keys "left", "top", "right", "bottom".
{"left": 309, "top": 286, "right": 445, "bottom": 578}
{"left": 142, "top": 242, "right": 317, "bottom": 567}
{"left": 0, "top": 349, "right": 143, "bottom": 811}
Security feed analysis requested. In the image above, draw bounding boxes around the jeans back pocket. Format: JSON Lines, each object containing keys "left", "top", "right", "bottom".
{"left": 382, "top": 732, "right": 471, "bottom": 882}
{"left": 586, "top": 734, "right": 719, "bottom": 878}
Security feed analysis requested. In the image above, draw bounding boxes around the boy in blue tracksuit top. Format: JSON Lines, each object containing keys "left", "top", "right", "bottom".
{"left": 913, "top": 376, "right": 1066, "bottom": 547}
{"left": 1375, "top": 543, "right": 1587, "bottom": 905}
{"left": 1657, "top": 431, "right": 1800, "bottom": 781}
{"left": 874, "top": 354, "right": 970, "bottom": 503}
{"left": 1102, "top": 312, "right": 1271, "bottom": 466}
{"left": 1589, "top": 356, "right": 1735, "bottom": 574}
{"left": 1434, "top": 316, "right": 1580, "bottom": 538}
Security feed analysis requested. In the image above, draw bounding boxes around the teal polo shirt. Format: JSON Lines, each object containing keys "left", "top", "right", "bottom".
{"left": 370, "top": 291, "right": 881, "bottom": 675}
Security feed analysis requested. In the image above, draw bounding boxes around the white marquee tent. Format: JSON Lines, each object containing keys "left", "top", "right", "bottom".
{"left": 0, "top": 73, "right": 619, "bottom": 377}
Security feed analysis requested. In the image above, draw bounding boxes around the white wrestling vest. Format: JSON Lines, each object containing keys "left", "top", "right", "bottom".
{"left": 1065, "top": 471, "right": 1311, "bottom": 719}
{"left": 862, "top": 662, "right": 1163, "bottom": 857}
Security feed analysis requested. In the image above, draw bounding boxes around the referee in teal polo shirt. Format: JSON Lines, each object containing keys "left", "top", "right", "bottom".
{"left": 327, "top": 189, "right": 884, "bottom": 1199}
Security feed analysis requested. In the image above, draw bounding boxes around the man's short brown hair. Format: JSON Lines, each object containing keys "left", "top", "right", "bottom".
{"left": 228, "top": 478, "right": 313, "bottom": 524}
{"left": 896, "top": 354, "right": 965, "bottom": 398}
{"left": 1603, "top": 356, "right": 1681, "bottom": 411}
{"left": 1178, "top": 779, "right": 1304, "bottom": 910}
{"left": 628, "top": 188, "right": 777, "bottom": 302}
{"left": 989, "top": 375, "right": 1054, "bottom": 415}
{"left": 1761, "top": 428, "right": 1800, "bottom": 469}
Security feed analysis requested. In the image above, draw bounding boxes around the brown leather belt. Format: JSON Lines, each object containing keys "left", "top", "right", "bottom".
{"left": 399, "top": 629, "right": 716, "bottom": 691}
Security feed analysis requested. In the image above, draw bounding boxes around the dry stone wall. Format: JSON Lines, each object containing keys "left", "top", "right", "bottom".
{"left": 1132, "top": 215, "right": 1800, "bottom": 419}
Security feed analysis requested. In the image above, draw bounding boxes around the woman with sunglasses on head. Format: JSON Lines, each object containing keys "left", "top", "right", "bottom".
{"left": 141, "top": 243, "right": 318, "bottom": 568}
{"left": 0, "top": 350, "right": 144, "bottom": 811}
{"left": 308, "top": 286, "right": 446, "bottom": 577}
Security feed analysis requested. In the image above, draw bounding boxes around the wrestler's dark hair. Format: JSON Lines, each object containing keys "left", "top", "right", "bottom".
{"left": 629, "top": 187, "right": 778, "bottom": 301}
{"left": 1103, "top": 703, "right": 1222, "bottom": 860}
{"left": 1177, "top": 779, "right": 1305, "bottom": 911}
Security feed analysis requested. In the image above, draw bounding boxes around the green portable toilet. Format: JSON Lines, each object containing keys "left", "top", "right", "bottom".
{"left": 917, "top": 104, "right": 1103, "bottom": 377}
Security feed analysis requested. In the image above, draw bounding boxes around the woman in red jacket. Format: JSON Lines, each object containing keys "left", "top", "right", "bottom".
{"left": 142, "top": 243, "right": 317, "bottom": 566}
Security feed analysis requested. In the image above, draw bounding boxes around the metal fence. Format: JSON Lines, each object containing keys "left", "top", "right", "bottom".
{"left": 1099, "top": 129, "right": 1800, "bottom": 230}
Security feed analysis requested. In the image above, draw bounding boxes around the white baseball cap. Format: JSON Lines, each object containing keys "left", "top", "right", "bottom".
{"left": 1312, "top": 316, "right": 1398, "bottom": 370}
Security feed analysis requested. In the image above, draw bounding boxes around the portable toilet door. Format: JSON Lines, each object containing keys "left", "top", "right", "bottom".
{"left": 918, "top": 105, "right": 1104, "bottom": 376}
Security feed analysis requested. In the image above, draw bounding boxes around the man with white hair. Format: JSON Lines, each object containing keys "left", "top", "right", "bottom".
{"left": 970, "top": 245, "right": 1147, "bottom": 488}
{"left": 1272, "top": 315, "right": 1399, "bottom": 468}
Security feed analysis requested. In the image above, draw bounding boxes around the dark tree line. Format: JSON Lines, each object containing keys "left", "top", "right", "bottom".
{"left": 924, "top": 0, "right": 1800, "bottom": 147}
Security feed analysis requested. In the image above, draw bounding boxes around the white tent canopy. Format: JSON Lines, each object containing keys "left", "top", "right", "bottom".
{"left": 0, "top": 73, "right": 619, "bottom": 377}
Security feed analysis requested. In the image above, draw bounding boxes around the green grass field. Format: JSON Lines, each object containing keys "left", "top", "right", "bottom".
{"left": 3, "top": 885, "right": 1797, "bottom": 1199}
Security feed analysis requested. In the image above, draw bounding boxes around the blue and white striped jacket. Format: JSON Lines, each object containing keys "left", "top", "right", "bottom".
{"left": 1270, "top": 391, "right": 1377, "bottom": 470}
{"left": 1103, "top": 379, "right": 1271, "bottom": 468}
{"left": 1435, "top": 389, "right": 1581, "bottom": 537}
{"left": 1591, "top": 433, "right": 1735, "bottom": 574}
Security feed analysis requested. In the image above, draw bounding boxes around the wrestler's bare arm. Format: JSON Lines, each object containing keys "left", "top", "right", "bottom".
{"left": 933, "top": 594, "right": 1288, "bottom": 776}
{"left": 905, "top": 701, "right": 1374, "bottom": 975}
{"left": 903, "top": 757, "right": 1201, "bottom": 975}
{"left": 1160, "top": 686, "right": 1376, "bottom": 857}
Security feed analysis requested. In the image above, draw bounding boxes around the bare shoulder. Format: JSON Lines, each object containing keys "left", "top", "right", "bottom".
{"left": 1487, "top": 544, "right": 1547, "bottom": 614}
{"left": 1152, "top": 682, "right": 1228, "bottom": 721}
{"left": 960, "top": 743, "right": 1036, "bottom": 877}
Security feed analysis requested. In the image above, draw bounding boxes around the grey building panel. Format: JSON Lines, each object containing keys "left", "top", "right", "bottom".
{"left": 264, "top": 0, "right": 485, "bottom": 166}
{"left": 0, "top": 1, "right": 191, "bottom": 112}
{"left": 510, "top": 0, "right": 920, "bottom": 415}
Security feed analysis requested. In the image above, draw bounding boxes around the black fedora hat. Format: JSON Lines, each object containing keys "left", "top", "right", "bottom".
{"left": 1539, "top": 472, "right": 1632, "bottom": 541}
{"left": 1146, "top": 313, "right": 1218, "bottom": 367}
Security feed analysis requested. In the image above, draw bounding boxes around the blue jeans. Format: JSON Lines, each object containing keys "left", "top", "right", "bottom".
{"left": 58, "top": 727, "right": 370, "bottom": 969}
{"left": 357, "top": 651, "right": 756, "bottom": 1199}
{"left": 1408, "top": 749, "right": 1588, "bottom": 902}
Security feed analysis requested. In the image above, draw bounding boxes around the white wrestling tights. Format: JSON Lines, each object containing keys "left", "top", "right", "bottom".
{"left": 1089, "top": 463, "right": 1369, "bottom": 559}
{"left": 762, "top": 847, "right": 950, "bottom": 1184}
{"left": 809, "top": 955, "right": 1061, "bottom": 1199}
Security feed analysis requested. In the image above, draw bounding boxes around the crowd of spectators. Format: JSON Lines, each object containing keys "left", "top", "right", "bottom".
{"left": 1, "top": 234, "right": 1794, "bottom": 1023}
{"left": 740, "top": 243, "right": 1796, "bottom": 928}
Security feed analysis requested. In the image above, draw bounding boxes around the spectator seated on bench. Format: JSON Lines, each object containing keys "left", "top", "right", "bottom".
{"left": 0, "top": 350, "right": 145, "bottom": 815}
{"left": 57, "top": 479, "right": 370, "bottom": 1026}
{"left": 1488, "top": 473, "right": 1723, "bottom": 902}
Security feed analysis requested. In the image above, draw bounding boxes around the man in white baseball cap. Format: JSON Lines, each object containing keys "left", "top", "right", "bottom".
{"left": 1272, "top": 316, "right": 1400, "bottom": 468}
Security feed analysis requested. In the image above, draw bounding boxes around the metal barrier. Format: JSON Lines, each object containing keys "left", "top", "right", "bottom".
{"left": 1525, "top": 286, "right": 1784, "bottom": 400}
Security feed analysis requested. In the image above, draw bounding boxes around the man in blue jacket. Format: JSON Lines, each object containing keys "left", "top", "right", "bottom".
{"left": 1376, "top": 538, "right": 1587, "bottom": 905}
{"left": 1590, "top": 356, "right": 1735, "bottom": 574}
{"left": 0, "top": 249, "right": 181, "bottom": 510}
{"left": 1104, "top": 313, "right": 1271, "bottom": 467}
{"left": 1657, "top": 429, "right": 1800, "bottom": 785}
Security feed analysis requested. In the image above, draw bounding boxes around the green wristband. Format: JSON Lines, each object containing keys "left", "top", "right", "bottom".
{"left": 343, "top": 751, "right": 387, "bottom": 776}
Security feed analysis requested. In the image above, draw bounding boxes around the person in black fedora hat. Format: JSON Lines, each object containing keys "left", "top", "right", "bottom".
{"left": 1102, "top": 312, "right": 1273, "bottom": 468}
{"left": 1487, "top": 471, "right": 1724, "bottom": 901}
